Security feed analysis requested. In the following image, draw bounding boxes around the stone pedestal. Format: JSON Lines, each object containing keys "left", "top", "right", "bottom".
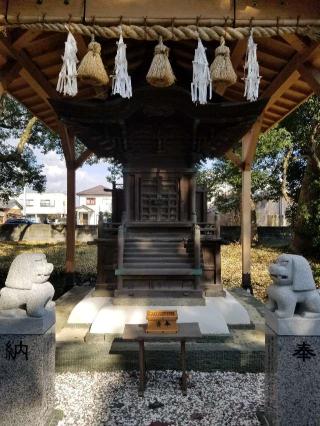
{"left": 262, "top": 310, "right": 320, "bottom": 426}
{"left": 0, "top": 305, "right": 55, "bottom": 426}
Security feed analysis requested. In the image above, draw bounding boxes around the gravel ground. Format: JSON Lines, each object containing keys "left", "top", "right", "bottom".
{"left": 56, "top": 371, "right": 264, "bottom": 426}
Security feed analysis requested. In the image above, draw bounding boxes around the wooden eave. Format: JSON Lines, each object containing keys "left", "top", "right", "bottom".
{"left": 0, "top": 2, "right": 319, "bottom": 141}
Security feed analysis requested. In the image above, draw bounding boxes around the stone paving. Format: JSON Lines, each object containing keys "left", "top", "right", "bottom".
{"left": 55, "top": 287, "right": 266, "bottom": 373}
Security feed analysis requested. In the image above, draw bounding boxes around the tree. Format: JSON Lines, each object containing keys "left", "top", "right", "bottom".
{"left": 0, "top": 95, "right": 47, "bottom": 201}
{"left": 283, "top": 96, "right": 320, "bottom": 253}
{"left": 0, "top": 93, "right": 103, "bottom": 201}
{"left": 105, "top": 161, "right": 123, "bottom": 185}
{"left": 197, "top": 95, "right": 320, "bottom": 255}
{"left": 197, "top": 126, "right": 294, "bottom": 215}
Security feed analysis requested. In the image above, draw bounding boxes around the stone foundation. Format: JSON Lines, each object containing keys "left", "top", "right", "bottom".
{"left": 263, "top": 311, "right": 320, "bottom": 426}
{"left": 0, "top": 310, "right": 55, "bottom": 426}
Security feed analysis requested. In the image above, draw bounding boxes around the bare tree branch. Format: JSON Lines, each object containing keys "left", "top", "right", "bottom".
{"left": 281, "top": 148, "right": 293, "bottom": 204}
{"left": 309, "top": 121, "right": 320, "bottom": 173}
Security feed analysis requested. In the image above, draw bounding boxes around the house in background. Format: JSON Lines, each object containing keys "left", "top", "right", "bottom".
{"left": 17, "top": 192, "right": 67, "bottom": 223}
{"left": 211, "top": 197, "right": 289, "bottom": 227}
{"left": 255, "top": 198, "right": 288, "bottom": 226}
{"left": 76, "top": 185, "right": 112, "bottom": 225}
{"left": 0, "top": 199, "right": 23, "bottom": 224}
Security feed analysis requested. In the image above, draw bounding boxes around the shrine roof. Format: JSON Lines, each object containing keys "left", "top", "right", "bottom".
{"left": 0, "top": 0, "right": 319, "bottom": 151}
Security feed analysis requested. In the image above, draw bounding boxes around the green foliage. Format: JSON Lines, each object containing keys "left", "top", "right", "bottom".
{"left": 197, "top": 126, "right": 295, "bottom": 212}
{"left": 197, "top": 95, "right": 320, "bottom": 255}
{"left": 106, "top": 161, "right": 123, "bottom": 184}
{"left": 0, "top": 144, "right": 46, "bottom": 202}
{"left": 0, "top": 94, "right": 101, "bottom": 201}
{"left": 0, "top": 95, "right": 46, "bottom": 201}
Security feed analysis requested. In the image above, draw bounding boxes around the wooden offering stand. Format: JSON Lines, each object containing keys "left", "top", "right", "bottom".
{"left": 146, "top": 310, "right": 178, "bottom": 334}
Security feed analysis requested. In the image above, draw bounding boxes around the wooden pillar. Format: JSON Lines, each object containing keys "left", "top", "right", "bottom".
{"left": 240, "top": 119, "right": 262, "bottom": 293}
{"left": 241, "top": 159, "right": 252, "bottom": 292}
{"left": 60, "top": 124, "right": 76, "bottom": 286}
{"left": 66, "top": 159, "right": 76, "bottom": 284}
{"left": 124, "top": 171, "right": 130, "bottom": 223}
{"left": 190, "top": 174, "right": 197, "bottom": 223}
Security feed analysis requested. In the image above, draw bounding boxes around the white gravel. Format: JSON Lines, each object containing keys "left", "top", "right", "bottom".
{"left": 56, "top": 371, "right": 264, "bottom": 426}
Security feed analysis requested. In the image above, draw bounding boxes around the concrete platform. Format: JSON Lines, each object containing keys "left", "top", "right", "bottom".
{"left": 67, "top": 289, "right": 251, "bottom": 335}
{"left": 55, "top": 286, "right": 266, "bottom": 373}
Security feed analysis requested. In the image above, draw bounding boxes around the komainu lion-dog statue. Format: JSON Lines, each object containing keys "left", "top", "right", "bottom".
{"left": 0, "top": 253, "right": 54, "bottom": 317}
{"left": 267, "top": 253, "right": 320, "bottom": 318}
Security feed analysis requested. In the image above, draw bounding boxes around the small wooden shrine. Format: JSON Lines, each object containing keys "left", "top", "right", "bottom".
{"left": 0, "top": 1, "right": 319, "bottom": 297}
{"left": 53, "top": 85, "right": 265, "bottom": 298}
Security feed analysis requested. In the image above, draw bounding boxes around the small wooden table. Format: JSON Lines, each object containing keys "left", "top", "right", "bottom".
{"left": 122, "top": 322, "right": 202, "bottom": 396}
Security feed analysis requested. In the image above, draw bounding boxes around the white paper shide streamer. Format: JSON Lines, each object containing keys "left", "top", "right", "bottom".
{"left": 191, "top": 38, "right": 212, "bottom": 105}
{"left": 56, "top": 31, "right": 78, "bottom": 97}
{"left": 112, "top": 29, "right": 132, "bottom": 98}
{"left": 243, "top": 29, "right": 261, "bottom": 102}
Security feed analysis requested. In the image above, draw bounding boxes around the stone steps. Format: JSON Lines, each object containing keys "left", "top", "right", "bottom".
{"left": 124, "top": 256, "right": 192, "bottom": 262}
{"left": 123, "top": 262, "right": 193, "bottom": 268}
{"left": 116, "top": 268, "right": 202, "bottom": 276}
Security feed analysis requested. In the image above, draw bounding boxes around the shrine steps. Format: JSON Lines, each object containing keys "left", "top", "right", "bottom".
{"left": 114, "top": 226, "right": 203, "bottom": 298}
{"left": 116, "top": 268, "right": 201, "bottom": 276}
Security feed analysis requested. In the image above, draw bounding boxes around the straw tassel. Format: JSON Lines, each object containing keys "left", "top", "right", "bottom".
{"left": 112, "top": 28, "right": 132, "bottom": 98}
{"left": 146, "top": 37, "right": 176, "bottom": 87}
{"left": 77, "top": 35, "right": 109, "bottom": 86}
{"left": 243, "top": 29, "right": 261, "bottom": 102}
{"left": 210, "top": 37, "right": 237, "bottom": 94}
{"left": 191, "top": 38, "right": 212, "bottom": 105}
{"left": 56, "top": 31, "right": 78, "bottom": 97}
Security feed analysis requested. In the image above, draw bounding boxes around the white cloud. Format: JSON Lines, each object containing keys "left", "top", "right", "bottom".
{"left": 32, "top": 148, "right": 112, "bottom": 193}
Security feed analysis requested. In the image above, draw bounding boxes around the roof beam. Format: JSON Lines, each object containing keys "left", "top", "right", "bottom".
{"left": 261, "top": 41, "right": 320, "bottom": 130}
{"left": 262, "top": 42, "right": 320, "bottom": 102}
{"left": 0, "top": 60, "right": 21, "bottom": 89}
{"left": 280, "top": 34, "right": 307, "bottom": 54}
{"left": 298, "top": 63, "right": 320, "bottom": 95}
{"left": 12, "top": 30, "right": 42, "bottom": 50}
{"left": 0, "top": 35, "right": 58, "bottom": 108}
{"left": 59, "top": 123, "right": 74, "bottom": 165}
{"left": 75, "top": 149, "right": 93, "bottom": 169}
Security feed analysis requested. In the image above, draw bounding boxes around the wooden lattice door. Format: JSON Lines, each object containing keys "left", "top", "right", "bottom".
{"left": 140, "top": 174, "right": 179, "bottom": 221}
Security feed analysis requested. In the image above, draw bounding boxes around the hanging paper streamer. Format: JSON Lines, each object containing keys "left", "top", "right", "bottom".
{"left": 243, "top": 29, "right": 261, "bottom": 102}
{"left": 112, "top": 28, "right": 132, "bottom": 98}
{"left": 191, "top": 38, "right": 212, "bottom": 105}
{"left": 146, "top": 36, "right": 176, "bottom": 87}
{"left": 78, "top": 35, "right": 109, "bottom": 86}
{"left": 56, "top": 31, "right": 78, "bottom": 97}
{"left": 210, "top": 37, "right": 237, "bottom": 94}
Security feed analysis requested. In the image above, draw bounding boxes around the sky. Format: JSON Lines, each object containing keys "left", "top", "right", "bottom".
{"left": 26, "top": 145, "right": 212, "bottom": 195}
{"left": 33, "top": 148, "right": 112, "bottom": 194}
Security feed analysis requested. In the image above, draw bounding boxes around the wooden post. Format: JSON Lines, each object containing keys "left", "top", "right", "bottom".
{"left": 66, "top": 159, "right": 76, "bottom": 285}
{"left": 60, "top": 125, "right": 76, "bottom": 286}
{"left": 240, "top": 119, "right": 262, "bottom": 293}
{"left": 241, "top": 158, "right": 252, "bottom": 292}
{"left": 190, "top": 174, "right": 197, "bottom": 223}
{"left": 124, "top": 171, "right": 130, "bottom": 223}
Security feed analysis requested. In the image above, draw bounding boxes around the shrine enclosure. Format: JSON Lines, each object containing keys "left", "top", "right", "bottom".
{"left": 0, "top": 0, "right": 320, "bottom": 297}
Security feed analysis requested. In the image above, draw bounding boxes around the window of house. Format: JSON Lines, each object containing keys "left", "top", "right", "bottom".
{"left": 26, "top": 199, "right": 34, "bottom": 207}
{"left": 86, "top": 197, "right": 96, "bottom": 205}
{"left": 40, "top": 200, "right": 55, "bottom": 207}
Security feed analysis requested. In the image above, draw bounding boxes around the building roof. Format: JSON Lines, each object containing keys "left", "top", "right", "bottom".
{"left": 0, "top": 199, "right": 23, "bottom": 210}
{"left": 75, "top": 205, "right": 94, "bottom": 212}
{"left": 0, "top": 3, "right": 319, "bottom": 157}
{"left": 77, "top": 185, "right": 112, "bottom": 196}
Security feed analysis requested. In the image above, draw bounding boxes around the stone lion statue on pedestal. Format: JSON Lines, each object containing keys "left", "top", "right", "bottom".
{"left": 0, "top": 253, "right": 54, "bottom": 317}
{"left": 267, "top": 253, "right": 320, "bottom": 318}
